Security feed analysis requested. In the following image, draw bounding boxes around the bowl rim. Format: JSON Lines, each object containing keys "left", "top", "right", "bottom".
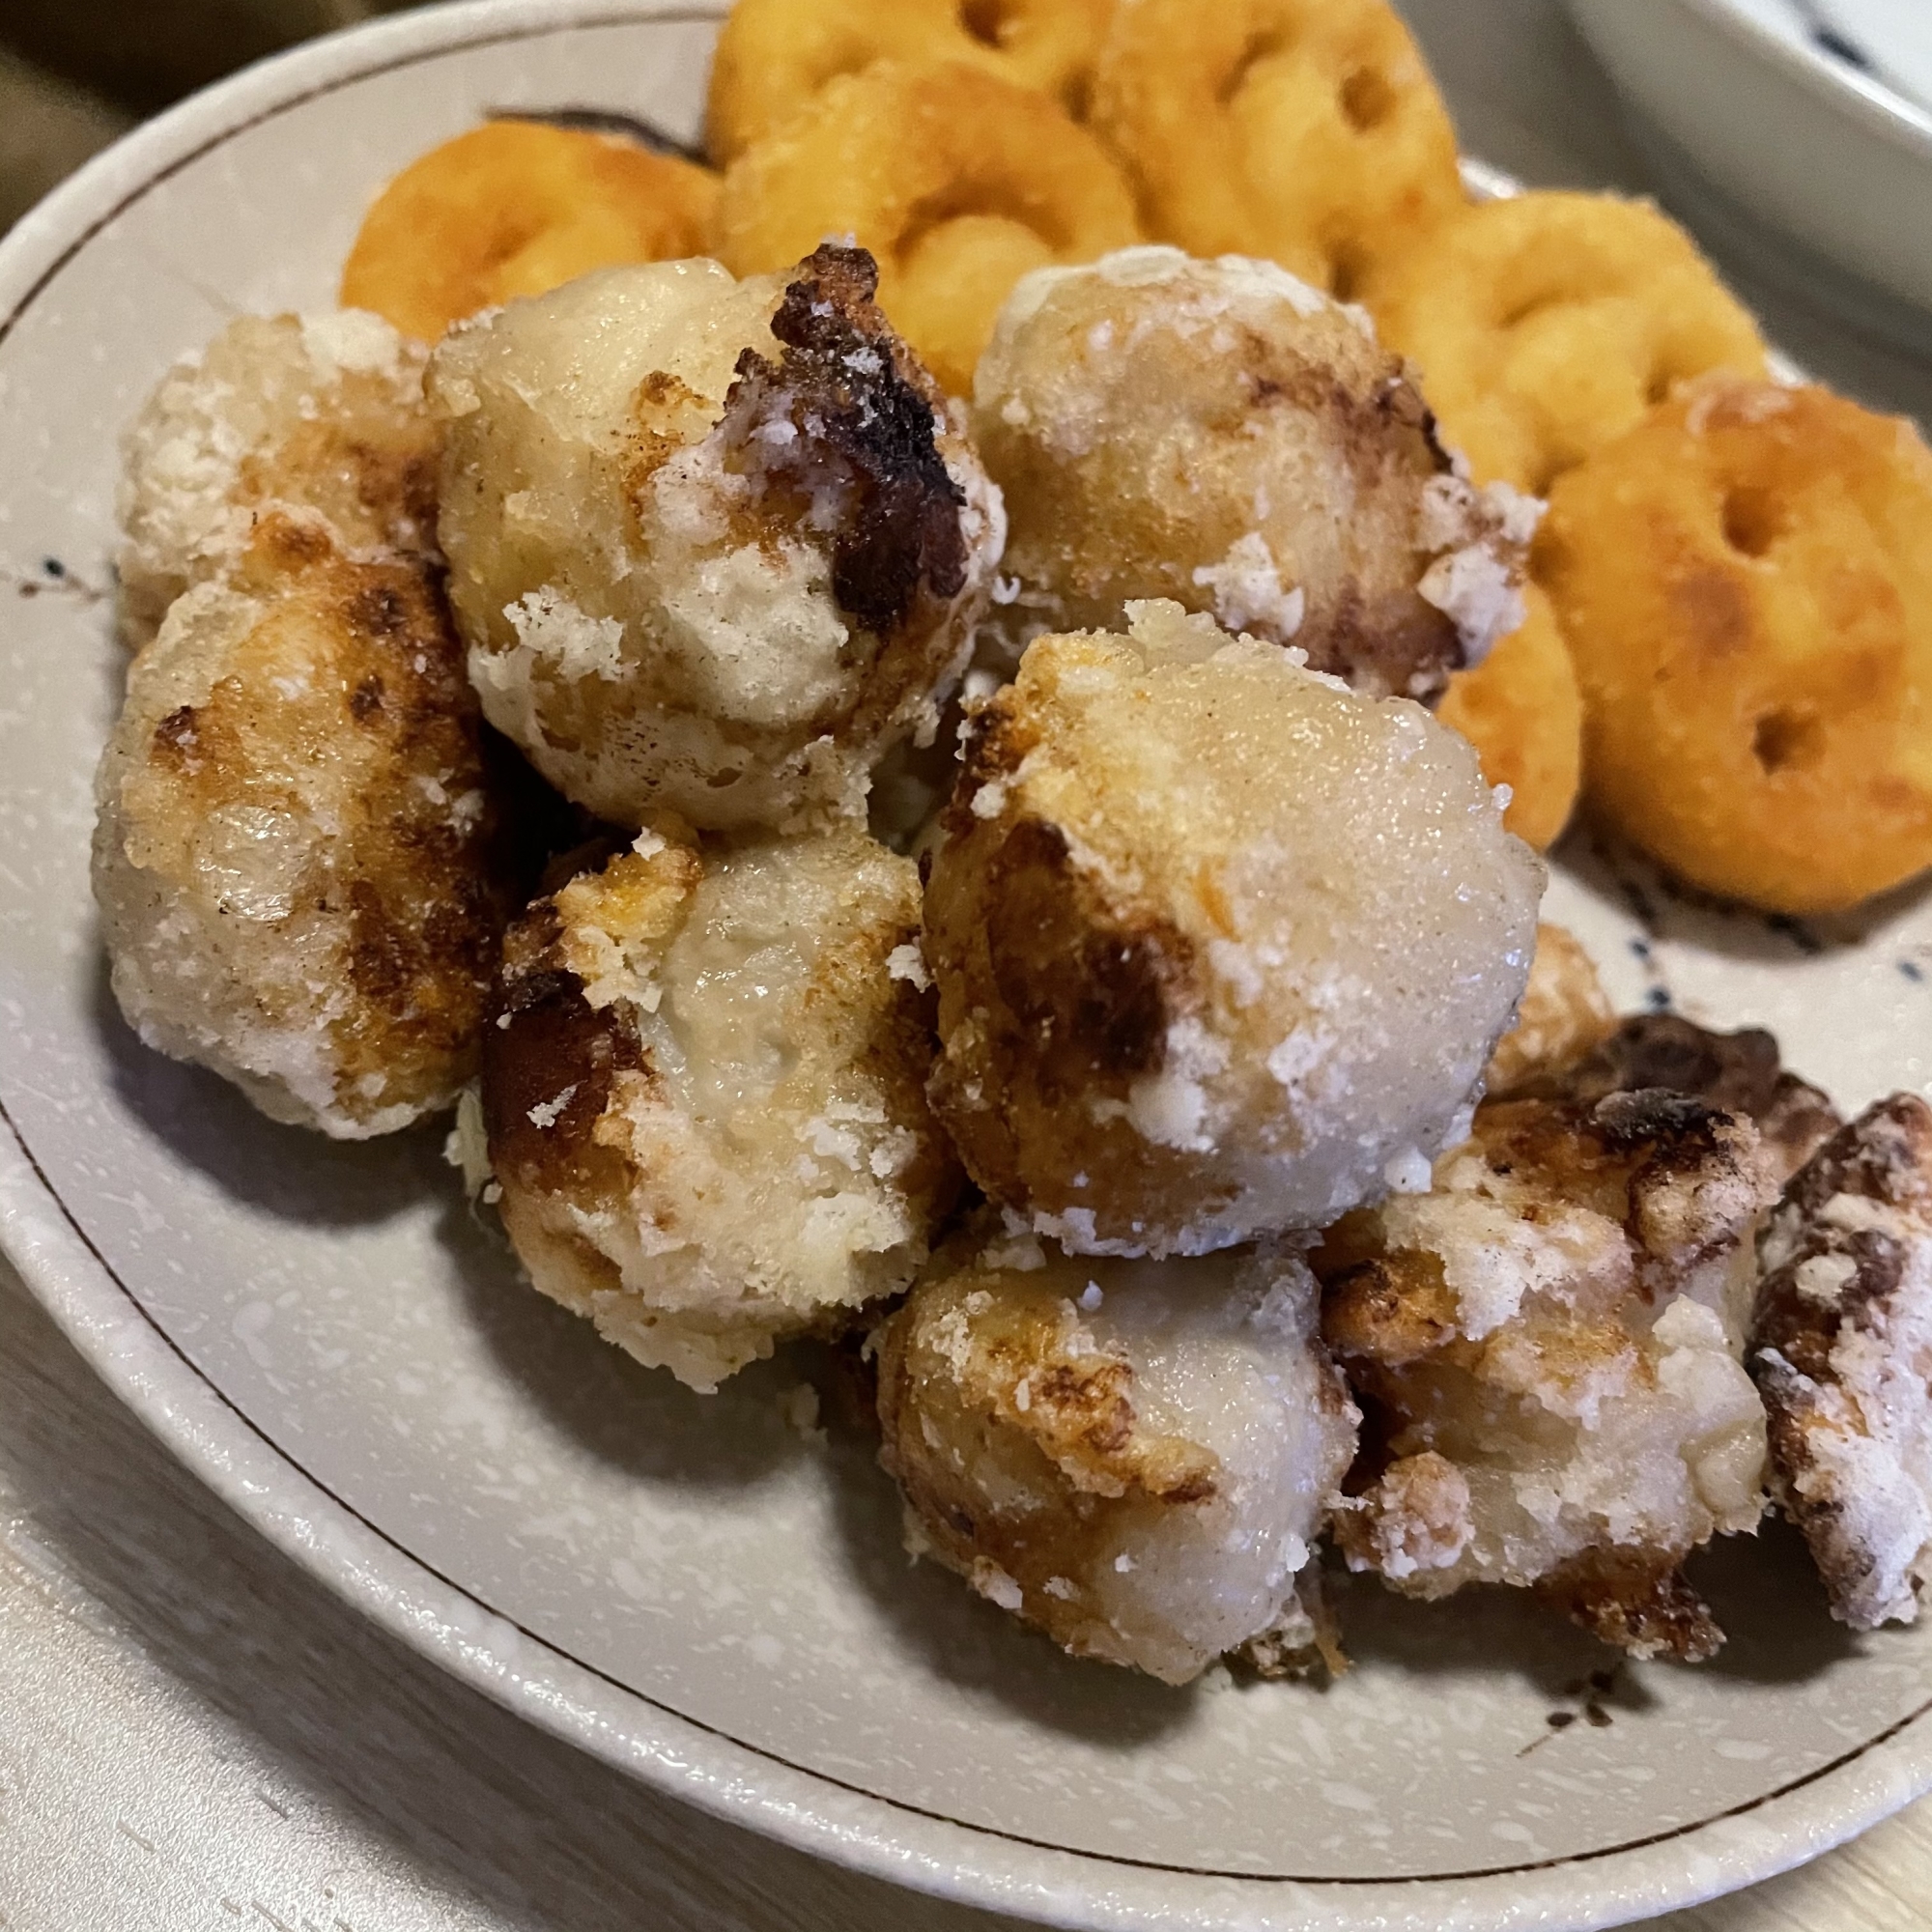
{"left": 1617, "top": 0, "right": 1932, "bottom": 156}
{"left": 7, "top": 2, "right": 1932, "bottom": 1925}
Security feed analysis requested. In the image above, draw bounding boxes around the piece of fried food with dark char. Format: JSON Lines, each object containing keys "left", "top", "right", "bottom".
{"left": 1521, "top": 1011, "right": 1842, "bottom": 1184}
{"left": 432, "top": 243, "right": 1002, "bottom": 833}
{"left": 482, "top": 821, "right": 960, "bottom": 1391}
{"left": 1320, "top": 1090, "right": 1776, "bottom": 1660}
{"left": 1749, "top": 1094, "right": 1932, "bottom": 1629}
{"left": 94, "top": 515, "right": 509, "bottom": 1136}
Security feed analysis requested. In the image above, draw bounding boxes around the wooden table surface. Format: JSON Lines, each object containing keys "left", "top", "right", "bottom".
{"left": 6, "top": 2, "right": 1932, "bottom": 1926}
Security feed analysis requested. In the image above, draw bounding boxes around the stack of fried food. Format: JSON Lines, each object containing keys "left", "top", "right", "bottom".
{"left": 90, "top": 0, "right": 1932, "bottom": 1687}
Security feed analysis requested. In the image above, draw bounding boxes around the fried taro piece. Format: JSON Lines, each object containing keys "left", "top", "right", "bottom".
{"left": 481, "top": 821, "right": 960, "bottom": 1391}
{"left": 94, "top": 515, "right": 509, "bottom": 1136}
{"left": 431, "top": 243, "right": 1001, "bottom": 832}
{"left": 1320, "top": 1091, "right": 1776, "bottom": 1661}
{"left": 875, "top": 1228, "right": 1357, "bottom": 1684}
{"left": 1749, "top": 1094, "right": 1932, "bottom": 1628}
{"left": 923, "top": 601, "right": 1542, "bottom": 1257}
{"left": 971, "top": 246, "right": 1537, "bottom": 703}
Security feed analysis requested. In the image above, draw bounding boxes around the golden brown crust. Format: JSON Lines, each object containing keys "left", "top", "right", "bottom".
{"left": 1368, "top": 190, "right": 1768, "bottom": 494}
{"left": 1090, "top": 0, "right": 1464, "bottom": 296}
{"left": 341, "top": 121, "right": 719, "bottom": 341}
{"left": 95, "top": 515, "right": 511, "bottom": 1134}
{"left": 715, "top": 61, "right": 1142, "bottom": 396}
{"left": 1542, "top": 376, "right": 1932, "bottom": 914}
{"left": 1436, "top": 583, "right": 1582, "bottom": 848}
{"left": 705, "top": 0, "right": 1115, "bottom": 163}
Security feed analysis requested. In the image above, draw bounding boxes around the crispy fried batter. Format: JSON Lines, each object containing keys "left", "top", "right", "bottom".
{"left": 1320, "top": 1092, "right": 1776, "bottom": 1658}
{"left": 341, "top": 121, "right": 719, "bottom": 343}
{"left": 118, "top": 310, "right": 440, "bottom": 646}
{"left": 972, "top": 247, "right": 1539, "bottom": 703}
{"left": 706, "top": 0, "right": 1115, "bottom": 162}
{"left": 715, "top": 62, "right": 1142, "bottom": 396}
{"left": 1091, "top": 0, "right": 1464, "bottom": 298}
{"left": 876, "top": 1223, "right": 1357, "bottom": 1682}
{"left": 1749, "top": 1094, "right": 1932, "bottom": 1628}
{"left": 1482, "top": 922, "right": 1614, "bottom": 1099}
{"left": 432, "top": 244, "right": 1002, "bottom": 832}
{"left": 94, "top": 516, "right": 508, "bottom": 1136}
{"left": 1525, "top": 1012, "right": 1843, "bottom": 1184}
{"left": 1369, "top": 191, "right": 1768, "bottom": 494}
{"left": 1542, "top": 376, "right": 1932, "bottom": 915}
{"left": 482, "top": 821, "right": 960, "bottom": 1390}
{"left": 924, "top": 602, "right": 1543, "bottom": 1256}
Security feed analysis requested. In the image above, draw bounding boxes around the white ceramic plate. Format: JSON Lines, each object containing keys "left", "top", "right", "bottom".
{"left": 1563, "top": 0, "right": 1932, "bottom": 354}
{"left": 8, "top": 5, "right": 1932, "bottom": 1927}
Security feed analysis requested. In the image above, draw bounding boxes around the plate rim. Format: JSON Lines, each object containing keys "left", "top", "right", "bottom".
{"left": 3, "top": 3, "right": 1931, "bottom": 1924}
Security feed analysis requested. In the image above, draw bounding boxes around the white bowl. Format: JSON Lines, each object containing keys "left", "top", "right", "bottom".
{"left": 8, "top": 3, "right": 1932, "bottom": 1927}
{"left": 1563, "top": 0, "right": 1932, "bottom": 353}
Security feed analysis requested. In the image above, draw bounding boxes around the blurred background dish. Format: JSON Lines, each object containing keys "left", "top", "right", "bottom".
{"left": 1564, "top": 0, "right": 1932, "bottom": 355}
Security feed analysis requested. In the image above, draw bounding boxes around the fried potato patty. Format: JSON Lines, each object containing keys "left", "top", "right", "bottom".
{"left": 341, "top": 121, "right": 720, "bottom": 343}
{"left": 1542, "top": 376, "right": 1932, "bottom": 914}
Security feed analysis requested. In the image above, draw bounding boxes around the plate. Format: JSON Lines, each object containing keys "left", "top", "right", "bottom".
{"left": 5, "top": 4, "right": 1932, "bottom": 1926}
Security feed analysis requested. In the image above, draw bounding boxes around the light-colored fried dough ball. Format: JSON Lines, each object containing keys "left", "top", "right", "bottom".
{"left": 876, "top": 1224, "right": 1358, "bottom": 1682}
{"left": 1090, "top": 0, "right": 1464, "bottom": 298}
{"left": 118, "top": 309, "right": 440, "bottom": 644}
{"left": 1482, "top": 922, "right": 1613, "bottom": 1099}
{"left": 93, "top": 516, "right": 508, "bottom": 1137}
{"left": 431, "top": 244, "right": 1003, "bottom": 833}
{"left": 706, "top": 0, "right": 1115, "bottom": 163}
{"left": 341, "top": 121, "right": 720, "bottom": 344}
{"left": 1750, "top": 1094, "right": 1932, "bottom": 1629}
{"left": 1320, "top": 1091, "right": 1776, "bottom": 1660}
{"left": 482, "top": 822, "right": 959, "bottom": 1392}
{"left": 1369, "top": 191, "right": 1768, "bottom": 495}
{"left": 924, "top": 602, "right": 1544, "bottom": 1257}
{"left": 1541, "top": 376, "right": 1932, "bottom": 915}
{"left": 714, "top": 63, "right": 1141, "bottom": 397}
{"left": 973, "top": 246, "right": 1539, "bottom": 702}
{"left": 1435, "top": 582, "right": 1581, "bottom": 848}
